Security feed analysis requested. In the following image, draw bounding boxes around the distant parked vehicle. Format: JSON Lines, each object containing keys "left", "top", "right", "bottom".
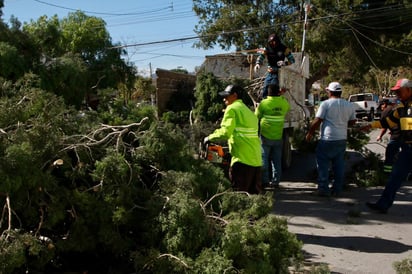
{"left": 348, "top": 93, "right": 379, "bottom": 121}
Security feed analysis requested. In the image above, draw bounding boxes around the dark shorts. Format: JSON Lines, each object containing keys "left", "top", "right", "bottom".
{"left": 229, "top": 162, "right": 262, "bottom": 194}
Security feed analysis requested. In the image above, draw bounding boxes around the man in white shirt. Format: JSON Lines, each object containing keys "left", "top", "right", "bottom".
{"left": 305, "top": 82, "right": 356, "bottom": 196}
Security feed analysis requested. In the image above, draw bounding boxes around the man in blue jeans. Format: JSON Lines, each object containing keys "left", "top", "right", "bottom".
{"left": 255, "top": 84, "right": 290, "bottom": 188}
{"left": 305, "top": 82, "right": 356, "bottom": 196}
{"left": 364, "top": 78, "right": 412, "bottom": 213}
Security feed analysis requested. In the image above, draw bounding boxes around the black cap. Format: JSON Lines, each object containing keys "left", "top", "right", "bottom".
{"left": 218, "top": 85, "right": 243, "bottom": 97}
{"left": 268, "top": 33, "right": 279, "bottom": 43}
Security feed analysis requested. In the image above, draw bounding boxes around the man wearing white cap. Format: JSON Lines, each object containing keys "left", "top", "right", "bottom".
{"left": 365, "top": 78, "right": 412, "bottom": 213}
{"left": 305, "top": 82, "right": 356, "bottom": 196}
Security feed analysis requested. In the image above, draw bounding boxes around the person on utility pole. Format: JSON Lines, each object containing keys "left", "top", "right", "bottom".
{"left": 254, "top": 33, "right": 295, "bottom": 99}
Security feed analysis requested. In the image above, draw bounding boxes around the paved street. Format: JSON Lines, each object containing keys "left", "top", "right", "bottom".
{"left": 274, "top": 129, "right": 412, "bottom": 274}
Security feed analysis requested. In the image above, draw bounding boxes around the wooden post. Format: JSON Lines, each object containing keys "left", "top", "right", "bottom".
{"left": 247, "top": 54, "right": 254, "bottom": 80}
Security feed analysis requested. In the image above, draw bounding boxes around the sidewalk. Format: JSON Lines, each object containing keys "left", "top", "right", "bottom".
{"left": 273, "top": 182, "right": 412, "bottom": 274}
{"left": 273, "top": 129, "right": 412, "bottom": 273}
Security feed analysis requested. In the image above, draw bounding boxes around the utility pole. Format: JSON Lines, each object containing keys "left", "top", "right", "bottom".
{"left": 300, "top": 0, "right": 310, "bottom": 75}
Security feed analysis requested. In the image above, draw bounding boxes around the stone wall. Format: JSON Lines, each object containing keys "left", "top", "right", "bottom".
{"left": 155, "top": 69, "right": 196, "bottom": 116}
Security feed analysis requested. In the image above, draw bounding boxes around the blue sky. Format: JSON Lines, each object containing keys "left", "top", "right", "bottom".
{"left": 2, "top": 0, "right": 230, "bottom": 76}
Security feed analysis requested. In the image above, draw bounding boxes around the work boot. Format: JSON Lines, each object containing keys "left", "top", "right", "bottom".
{"left": 366, "top": 202, "right": 387, "bottom": 214}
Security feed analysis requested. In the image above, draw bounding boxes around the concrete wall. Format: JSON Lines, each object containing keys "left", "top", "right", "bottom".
{"left": 200, "top": 53, "right": 257, "bottom": 79}
{"left": 155, "top": 53, "right": 308, "bottom": 119}
{"left": 200, "top": 52, "right": 309, "bottom": 79}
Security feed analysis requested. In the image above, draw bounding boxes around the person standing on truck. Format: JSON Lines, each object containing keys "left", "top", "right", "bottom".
{"left": 254, "top": 33, "right": 295, "bottom": 99}
{"left": 363, "top": 78, "right": 412, "bottom": 214}
{"left": 204, "top": 84, "right": 262, "bottom": 194}
{"left": 375, "top": 99, "right": 401, "bottom": 174}
{"left": 255, "top": 84, "right": 290, "bottom": 188}
{"left": 305, "top": 82, "right": 356, "bottom": 197}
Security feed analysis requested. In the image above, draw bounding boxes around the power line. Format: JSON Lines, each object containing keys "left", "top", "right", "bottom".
{"left": 33, "top": 0, "right": 173, "bottom": 16}
{"left": 109, "top": 4, "right": 412, "bottom": 56}
{"left": 106, "top": 11, "right": 195, "bottom": 28}
{"left": 28, "top": 1, "right": 412, "bottom": 65}
{"left": 108, "top": 35, "right": 200, "bottom": 49}
{"left": 351, "top": 27, "right": 412, "bottom": 55}
{"left": 350, "top": 26, "right": 379, "bottom": 69}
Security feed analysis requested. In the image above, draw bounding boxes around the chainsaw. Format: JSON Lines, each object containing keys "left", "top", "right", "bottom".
{"left": 199, "top": 142, "right": 230, "bottom": 166}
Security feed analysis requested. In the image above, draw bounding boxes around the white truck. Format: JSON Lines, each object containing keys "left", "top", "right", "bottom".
{"left": 348, "top": 93, "right": 379, "bottom": 121}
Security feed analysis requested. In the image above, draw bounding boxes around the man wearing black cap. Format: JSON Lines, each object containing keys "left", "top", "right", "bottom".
{"left": 254, "top": 33, "right": 295, "bottom": 99}
{"left": 365, "top": 78, "right": 412, "bottom": 213}
{"left": 204, "top": 85, "right": 262, "bottom": 194}
{"left": 376, "top": 99, "right": 401, "bottom": 174}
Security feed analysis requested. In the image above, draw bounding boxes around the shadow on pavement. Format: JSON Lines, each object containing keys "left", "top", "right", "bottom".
{"left": 273, "top": 182, "right": 412, "bottom": 224}
{"left": 282, "top": 150, "right": 366, "bottom": 182}
{"left": 295, "top": 234, "right": 412, "bottom": 254}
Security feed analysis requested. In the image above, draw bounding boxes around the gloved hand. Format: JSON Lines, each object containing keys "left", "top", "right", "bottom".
{"left": 277, "top": 60, "right": 285, "bottom": 67}
{"left": 254, "top": 64, "right": 260, "bottom": 73}
{"left": 203, "top": 136, "right": 210, "bottom": 146}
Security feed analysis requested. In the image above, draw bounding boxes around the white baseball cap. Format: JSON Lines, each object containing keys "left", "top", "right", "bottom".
{"left": 326, "top": 82, "right": 342, "bottom": 92}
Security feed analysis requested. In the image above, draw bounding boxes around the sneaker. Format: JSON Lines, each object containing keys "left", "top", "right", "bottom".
{"left": 263, "top": 183, "right": 274, "bottom": 191}
{"left": 269, "top": 182, "right": 280, "bottom": 188}
{"left": 330, "top": 191, "right": 340, "bottom": 197}
{"left": 366, "top": 202, "right": 387, "bottom": 214}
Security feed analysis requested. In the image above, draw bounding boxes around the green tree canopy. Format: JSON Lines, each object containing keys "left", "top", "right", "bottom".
{"left": 193, "top": 0, "right": 298, "bottom": 51}
{"left": 2, "top": 11, "right": 137, "bottom": 107}
{"left": 193, "top": 0, "right": 412, "bottom": 91}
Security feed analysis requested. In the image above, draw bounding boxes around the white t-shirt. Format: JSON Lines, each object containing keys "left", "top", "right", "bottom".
{"left": 316, "top": 98, "right": 356, "bottom": 141}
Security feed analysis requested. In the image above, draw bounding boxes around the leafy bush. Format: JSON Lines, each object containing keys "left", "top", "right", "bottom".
{"left": 347, "top": 148, "right": 387, "bottom": 187}
{"left": 0, "top": 84, "right": 303, "bottom": 273}
{"left": 0, "top": 230, "right": 54, "bottom": 273}
{"left": 394, "top": 257, "right": 412, "bottom": 274}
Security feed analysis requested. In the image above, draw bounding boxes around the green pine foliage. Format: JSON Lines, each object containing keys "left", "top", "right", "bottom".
{"left": 393, "top": 257, "right": 412, "bottom": 274}
{"left": 1, "top": 2, "right": 410, "bottom": 272}
{"left": 0, "top": 78, "right": 303, "bottom": 273}
{"left": 193, "top": 71, "right": 226, "bottom": 122}
{"left": 0, "top": 230, "right": 55, "bottom": 273}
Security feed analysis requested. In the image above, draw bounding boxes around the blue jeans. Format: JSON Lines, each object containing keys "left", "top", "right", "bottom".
{"left": 261, "top": 136, "right": 282, "bottom": 186}
{"left": 262, "top": 72, "right": 279, "bottom": 99}
{"left": 316, "top": 140, "right": 347, "bottom": 195}
{"left": 376, "top": 144, "right": 412, "bottom": 210}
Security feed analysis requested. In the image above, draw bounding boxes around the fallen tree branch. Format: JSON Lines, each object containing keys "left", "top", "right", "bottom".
{"left": 157, "top": 254, "right": 189, "bottom": 268}
{"left": 62, "top": 117, "right": 149, "bottom": 152}
{"left": 6, "top": 195, "right": 11, "bottom": 231}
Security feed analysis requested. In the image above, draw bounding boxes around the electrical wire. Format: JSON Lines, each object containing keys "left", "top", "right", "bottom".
{"left": 27, "top": 0, "right": 412, "bottom": 63}
{"left": 352, "top": 28, "right": 412, "bottom": 55}
{"left": 350, "top": 25, "right": 379, "bottom": 69}
{"left": 33, "top": 0, "right": 173, "bottom": 16}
